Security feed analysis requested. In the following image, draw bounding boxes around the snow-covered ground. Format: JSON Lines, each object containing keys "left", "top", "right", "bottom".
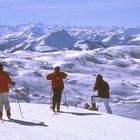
{"left": 1, "top": 103, "right": 140, "bottom": 140}
{"left": 0, "top": 45, "right": 140, "bottom": 120}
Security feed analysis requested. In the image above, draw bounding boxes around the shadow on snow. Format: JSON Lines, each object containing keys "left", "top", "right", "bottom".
{"left": 7, "top": 119, "right": 48, "bottom": 127}
{"left": 60, "top": 111, "right": 101, "bottom": 116}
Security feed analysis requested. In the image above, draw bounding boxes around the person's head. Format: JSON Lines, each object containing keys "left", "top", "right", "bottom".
{"left": 0, "top": 63, "right": 3, "bottom": 71}
{"left": 54, "top": 66, "right": 60, "bottom": 73}
{"left": 96, "top": 74, "right": 103, "bottom": 82}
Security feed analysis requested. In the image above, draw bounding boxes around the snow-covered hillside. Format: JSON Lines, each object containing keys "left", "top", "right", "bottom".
{"left": 1, "top": 103, "right": 140, "bottom": 140}
{"left": 0, "top": 24, "right": 140, "bottom": 52}
{"left": 0, "top": 45, "right": 140, "bottom": 120}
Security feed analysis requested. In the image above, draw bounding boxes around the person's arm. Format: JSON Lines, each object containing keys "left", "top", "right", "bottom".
{"left": 4, "top": 72, "right": 15, "bottom": 86}
{"left": 61, "top": 72, "right": 67, "bottom": 79}
{"left": 93, "top": 82, "right": 98, "bottom": 91}
{"left": 106, "top": 81, "right": 110, "bottom": 91}
{"left": 46, "top": 73, "right": 53, "bottom": 80}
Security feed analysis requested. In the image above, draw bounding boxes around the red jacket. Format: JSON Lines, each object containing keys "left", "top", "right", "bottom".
{"left": 46, "top": 71, "right": 67, "bottom": 89}
{"left": 0, "top": 70, "right": 14, "bottom": 93}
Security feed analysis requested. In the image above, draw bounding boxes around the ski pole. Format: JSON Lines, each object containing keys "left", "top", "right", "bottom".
{"left": 14, "top": 86, "right": 24, "bottom": 118}
{"left": 63, "top": 90, "right": 68, "bottom": 108}
{"left": 50, "top": 89, "right": 53, "bottom": 110}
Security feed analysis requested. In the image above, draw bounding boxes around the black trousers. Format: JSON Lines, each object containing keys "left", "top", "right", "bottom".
{"left": 52, "top": 88, "right": 63, "bottom": 111}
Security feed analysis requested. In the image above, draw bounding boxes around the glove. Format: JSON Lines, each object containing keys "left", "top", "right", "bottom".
{"left": 11, "top": 81, "right": 16, "bottom": 86}
{"left": 93, "top": 86, "right": 97, "bottom": 91}
{"left": 56, "top": 78, "right": 61, "bottom": 80}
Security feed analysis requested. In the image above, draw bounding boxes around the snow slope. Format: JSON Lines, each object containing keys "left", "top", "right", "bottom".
{"left": 0, "top": 45, "right": 140, "bottom": 120}
{"left": 1, "top": 103, "right": 140, "bottom": 140}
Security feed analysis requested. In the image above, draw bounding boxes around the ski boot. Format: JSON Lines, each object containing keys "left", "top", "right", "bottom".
{"left": 6, "top": 111, "right": 11, "bottom": 120}
{"left": 0, "top": 112, "right": 2, "bottom": 120}
{"left": 85, "top": 103, "right": 90, "bottom": 109}
{"left": 89, "top": 103, "right": 98, "bottom": 111}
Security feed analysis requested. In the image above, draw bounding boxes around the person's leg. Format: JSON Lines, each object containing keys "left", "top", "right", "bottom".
{"left": 52, "top": 89, "right": 57, "bottom": 112}
{"left": 56, "top": 88, "right": 63, "bottom": 112}
{"left": 91, "top": 96, "right": 98, "bottom": 110}
{"left": 0, "top": 94, "right": 3, "bottom": 119}
{"left": 3, "top": 92, "right": 11, "bottom": 118}
{"left": 103, "top": 98, "right": 112, "bottom": 114}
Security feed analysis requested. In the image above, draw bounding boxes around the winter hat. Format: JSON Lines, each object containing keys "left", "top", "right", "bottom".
{"left": 54, "top": 66, "right": 60, "bottom": 71}
{"left": 96, "top": 74, "right": 103, "bottom": 81}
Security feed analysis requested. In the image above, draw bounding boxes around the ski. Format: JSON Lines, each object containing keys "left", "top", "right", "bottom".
{"left": 0, "top": 118, "right": 14, "bottom": 122}
{"left": 7, "top": 118, "right": 14, "bottom": 122}
{"left": 53, "top": 111, "right": 60, "bottom": 115}
{"left": 0, "top": 119, "right": 4, "bottom": 123}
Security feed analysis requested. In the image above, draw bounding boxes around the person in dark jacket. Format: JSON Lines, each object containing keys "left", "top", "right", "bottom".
{"left": 0, "top": 64, "right": 15, "bottom": 119}
{"left": 91, "top": 74, "right": 112, "bottom": 114}
{"left": 46, "top": 66, "right": 67, "bottom": 112}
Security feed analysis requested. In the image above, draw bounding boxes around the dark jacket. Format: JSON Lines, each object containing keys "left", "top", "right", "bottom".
{"left": 94, "top": 80, "right": 110, "bottom": 98}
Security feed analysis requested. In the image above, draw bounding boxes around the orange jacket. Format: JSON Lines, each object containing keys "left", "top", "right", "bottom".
{"left": 0, "top": 70, "right": 14, "bottom": 93}
{"left": 46, "top": 71, "right": 67, "bottom": 89}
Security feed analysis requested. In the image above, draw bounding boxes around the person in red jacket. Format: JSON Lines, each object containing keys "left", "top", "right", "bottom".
{"left": 0, "top": 63, "right": 15, "bottom": 119}
{"left": 46, "top": 66, "right": 67, "bottom": 112}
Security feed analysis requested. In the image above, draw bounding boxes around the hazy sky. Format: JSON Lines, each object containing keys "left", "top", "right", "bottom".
{"left": 0, "top": 0, "right": 140, "bottom": 27}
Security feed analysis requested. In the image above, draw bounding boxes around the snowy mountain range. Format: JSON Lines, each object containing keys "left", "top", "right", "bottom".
{"left": 0, "top": 23, "right": 140, "bottom": 121}
{"left": 0, "top": 23, "right": 140, "bottom": 52}
{"left": 0, "top": 45, "right": 140, "bottom": 121}
{"left": 1, "top": 24, "right": 140, "bottom": 139}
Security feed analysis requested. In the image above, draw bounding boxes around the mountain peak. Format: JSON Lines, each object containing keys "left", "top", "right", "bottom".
{"left": 0, "top": 23, "right": 140, "bottom": 52}
{"left": 44, "top": 29, "right": 77, "bottom": 49}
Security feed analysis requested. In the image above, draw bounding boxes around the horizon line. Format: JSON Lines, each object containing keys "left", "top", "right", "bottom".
{"left": 0, "top": 22, "right": 140, "bottom": 28}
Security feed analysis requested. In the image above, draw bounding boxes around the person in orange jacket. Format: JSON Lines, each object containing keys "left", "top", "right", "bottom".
{"left": 46, "top": 66, "right": 67, "bottom": 112}
{"left": 0, "top": 63, "right": 15, "bottom": 119}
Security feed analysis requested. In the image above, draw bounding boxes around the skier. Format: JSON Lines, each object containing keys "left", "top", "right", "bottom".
{"left": 0, "top": 63, "right": 15, "bottom": 119}
{"left": 46, "top": 66, "right": 67, "bottom": 112}
{"left": 91, "top": 74, "right": 112, "bottom": 114}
